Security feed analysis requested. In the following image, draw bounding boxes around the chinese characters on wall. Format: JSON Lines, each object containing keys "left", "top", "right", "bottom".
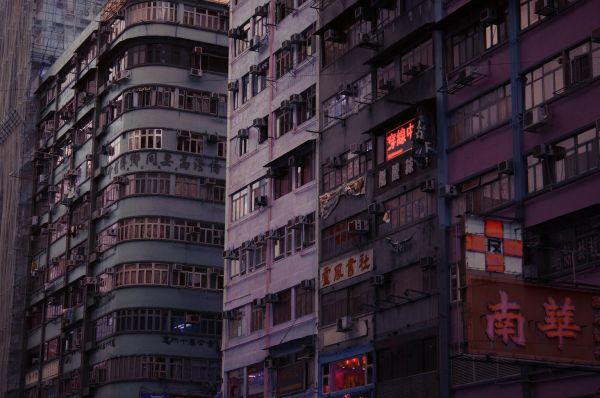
{"left": 320, "top": 249, "right": 373, "bottom": 288}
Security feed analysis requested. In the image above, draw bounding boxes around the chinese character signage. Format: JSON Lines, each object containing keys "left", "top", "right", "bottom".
{"left": 385, "top": 119, "right": 415, "bottom": 161}
{"left": 320, "top": 249, "right": 373, "bottom": 289}
{"left": 465, "top": 276, "right": 600, "bottom": 365}
{"left": 465, "top": 215, "right": 523, "bottom": 274}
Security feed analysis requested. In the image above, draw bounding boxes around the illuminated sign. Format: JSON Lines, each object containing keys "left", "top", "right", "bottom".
{"left": 320, "top": 249, "right": 373, "bottom": 289}
{"left": 385, "top": 119, "right": 415, "bottom": 161}
{"left": 465, "top": 276, "right": 600, "bottom": 365}
{"left": 464, "top": 215, "right": 523, "bottom": 274}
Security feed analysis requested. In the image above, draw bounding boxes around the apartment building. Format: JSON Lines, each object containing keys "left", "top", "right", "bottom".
{"left": 24, "top": 1, "right": 229, "bottom": 397}
{"left": 222, "top": 0, "right": 319, "bottom": 395}
{"left": 314, "top": 0, "right": 600, "bottom": 397}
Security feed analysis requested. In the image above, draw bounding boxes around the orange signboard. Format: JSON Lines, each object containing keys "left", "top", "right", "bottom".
{"left": 320, "top": 249, "right": 373, "bottom": 289}
{"left": 385, "top": 119, "right": 415, "bottom": 161}
{"left": 465, "top": 276, "right": 600, "bottom": 365}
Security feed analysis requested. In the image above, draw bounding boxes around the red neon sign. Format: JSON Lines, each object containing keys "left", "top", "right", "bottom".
{"left": 385, "top": 119, "right": 415, "bottom": 160}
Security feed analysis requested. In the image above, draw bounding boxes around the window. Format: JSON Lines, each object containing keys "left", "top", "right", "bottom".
{"left": 523, "top": 56, "right": 564, "bottom": 110}
{"left": 275, "top": 0, "right": 293, "bottom": 23}
{"left": 322, "top": 353, "right": 373, "bottom": 393}
{"left": 275, "top": 107, "right": 293, "bottom": 137}
{"left": 295, "top": 285, "right": 314, "bottom": 318}
{"left": 249, "top": 178, "right": 268, "bottom": 212}
{"left": 115, "top": 263, "right": 169, "bottom": 287}
{"left": 95, "top": 313, "right": 114, "bottom": 341}
{"left": 233, "top": 21, "right": 251, "bottom": 57}
{"left": 231, "top": 187, "right": 249, "bottom": 221}
{"left": 218, "top": 140, "right": 227, "bottom": 158}
{"left": 177, "top": 130, "right": 204, "bottom": 154}
{"left": 128, "top": 129, "right": 162, "bottom": 150}
{"left": 238, "top": 135, "right": 248, "bottom": 156}
{"left": 400, "top": 39, "right": 433, "bottom": 83}
{"left": 124, "top": 173, "right": 170, "bottom": 195}
{"left": 297, "top": 25, "right": 315, "bottom": 65}
{"left": 379, "top": 188, "right": 436, "bottom": 235}
{"left": 294, "top": 151, "right": 314, "bottom": 188}
{"left": 459, "top": 173, "right": 515, "bottom": 214}
{"left": 445, "top": 10, "right": 508, "bottom": 71}
{"left": 520, "top": 0, "right": 544, "bottom": 30}
{"left": 295, "top": 212, "right": 315, "bottom": 250}
{"left": 273, "top": 166, "right": 292, "bottom": 199}
{"left": 44, "top": 338, "right": 60, "bottom": 362}
{"left": 252, "top": 59, "right": 269, "bottom": 95}
{"left": 322, "top": 149, "right": 373, "bottom": 192}
{"left": 228, "top": 309, "right": 244, "bottom": 338}
{"left": 182, "top": 5, "right": 228, "bottom": 32}
{"left": 272, "top": 289, "right": 292, "bottom": 325}
{"left": 126, "top": 1, "right": 177, "bottom": 25}
{"left": 275, "top": 49, "right": 293, "bottom": 79}
{"left": 322, "top": 74, "right": 371, "bottom": 128}
{"left": 241, "top": 74, "right": 251, "bottom": 104}
{"left": 172, "top": 264, "right": 223, "bottom": 290}
{"left": 323, "top": 19, "right": 373, "bottom": 66}
{"left": 527, "top": 127, "right": 599, "bottom": 193}
{"left": 297, "top": 85, "right": 316, "bottom": 125}
{"left": 253, "top": 10, "right": 268, "bottom": 39}
{"left": 449, "top": 83, "right": 512, "bottom": 145}
{"left": 273, "top": 227, "right": 288, "bottom": 261}
{"left": 250, "top": 303, "right": 264, "bottom": 332}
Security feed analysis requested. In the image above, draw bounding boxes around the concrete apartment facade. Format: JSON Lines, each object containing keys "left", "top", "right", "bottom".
{"left": 222, "top": 0, "right": 319, "bottom": 395}
{"left": 0, "top": 1, "right": 105, "bottom": 396}
{"left": 313, "top": 0, "right": 600, "bottom": 398}
{"left": 23, "top": 1, "right": 229, "bottom": 397}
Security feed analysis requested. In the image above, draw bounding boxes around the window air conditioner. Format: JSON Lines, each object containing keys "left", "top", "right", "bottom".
{"left": 336, "top": 316, "right": 353, "bottom": 332}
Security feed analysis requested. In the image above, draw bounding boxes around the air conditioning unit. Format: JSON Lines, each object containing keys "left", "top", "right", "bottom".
{"left": 227, "top": 27, "right": 245, "bottom": 39}
{"left": 254, "top": 195, "right": 268, "bottom": 207}
{"left": 249, "top": 64, "right": 265, "bottom": 75}
{"left": 38, "top": 174, "right": 48, "bottom": 184}
{"left": 63, "top": 308, "right": 74, "bottom": 322}
{"left": 206, "top": 134, "right": 219, "bottom": 144}
{"left": 112, "top": 176, "right": 128, "bottom": 185}
{"left": 255, "top": 233, "right": 267, "bottom": 245}
{"left": 223, "top": 250, "right": 238, "bottom": 260}
{"left": 289, "top": 94, "right": 303, "bottom": 104}
{"left": 348, "top": 219, "right": 370, "bottom": 233}
{"left": 249, "top": 35, "right": 262, "bottom": 51}
{"left": 222, "top": 310, "right": 236, "bottom": 319}
{"left": 338, "top": 84, "right": 356, "bottom": 96}
{"left": 290, "top": 33, "right": 303, "bottom": 44}
{"left": 31, "top": 216, "right": 39, "bottom": 226}
{"left": 454, "top": 66, "right": 476, "bottom": 85}
{"left": 228, "top": 81, "right": 239, "bottom": 91}
{"left": 369, "top": 274, "right": 386, "bottom": 286}
{"left": 439, "top": 185, "right": 458, "bottom": 198}
{"left": 265, "top": 229, "right": 281, "bottom": 240}
{"left": 253, "top": 118, "right": 267, "bottom": 128}
{"left": 300, "top": 279, "right": 315, "bottom": 290}
{"left": 237, "top": 128, "right": 249, "bottom": 139}
{"left": 101, "top": 144, "right": 114, "bottom": 156}
{"left": 480, "top": 8, "right": 498, "bottom": 25}
{"left": 358, "top": 33, "right": 378, "bottom": 48}
{"left": 281, "top": 40, "right": 292, "bottom": 51}
{"left": 350, "top": 142, "right": 365, "bottom": 154}
{"left": 253, "top": 297, "right": 266, "bottom": 307}
{"left": 107, "top": 228, "right": 117, "bottom": 237}
{"left": 255, "top": 4, "right": 269, "bottom": 17}
{"left": 83, "top": 276, "right": 98, "bottom": 286}
{"left": 323, "top": 29, "right": 344, "bottom": 43}
{"left": 497, "top": 160, "right": 514, "bottom": 175}
{"left": 532, "top": 143, "right": 564, "bottom": 159}
{"left": 336, "top": 316, "right": 353, "bottom": 332}
{"left": 421, "top": 179, "right": 436, "bottom": 193}
{"left": 65, "top": 169, "right": 79, "bottom": 179}
{"left": 280, "top": 100, "right": 291, "bottom": 110}
{"left": 534, "top": 0, "right": 557, "bottom": 16}
{"left": 113, "top": 69, "right": 131, "bottom": 82}
{"left": 522, "top": 106, "right": 548, "bottom": 131}
{"left": 368, "top": 202, "right": 384, "bottom": 215}
{"left": 265, "top": 293, "right": 279, "bottom": 303}
{"left": 73, "top": 255, "right": 86, "bottom": 262}
{"left": 189, "top": 68, "right": 203, "bottom": 77}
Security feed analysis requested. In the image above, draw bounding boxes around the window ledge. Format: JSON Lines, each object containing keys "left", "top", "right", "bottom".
{"left": 294, "top": 179, "right": 317, "bottom": 195}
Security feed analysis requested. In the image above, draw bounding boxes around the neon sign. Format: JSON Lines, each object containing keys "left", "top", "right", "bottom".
{"left": 385, "top": 119, "right": 415, "bottom": 161}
